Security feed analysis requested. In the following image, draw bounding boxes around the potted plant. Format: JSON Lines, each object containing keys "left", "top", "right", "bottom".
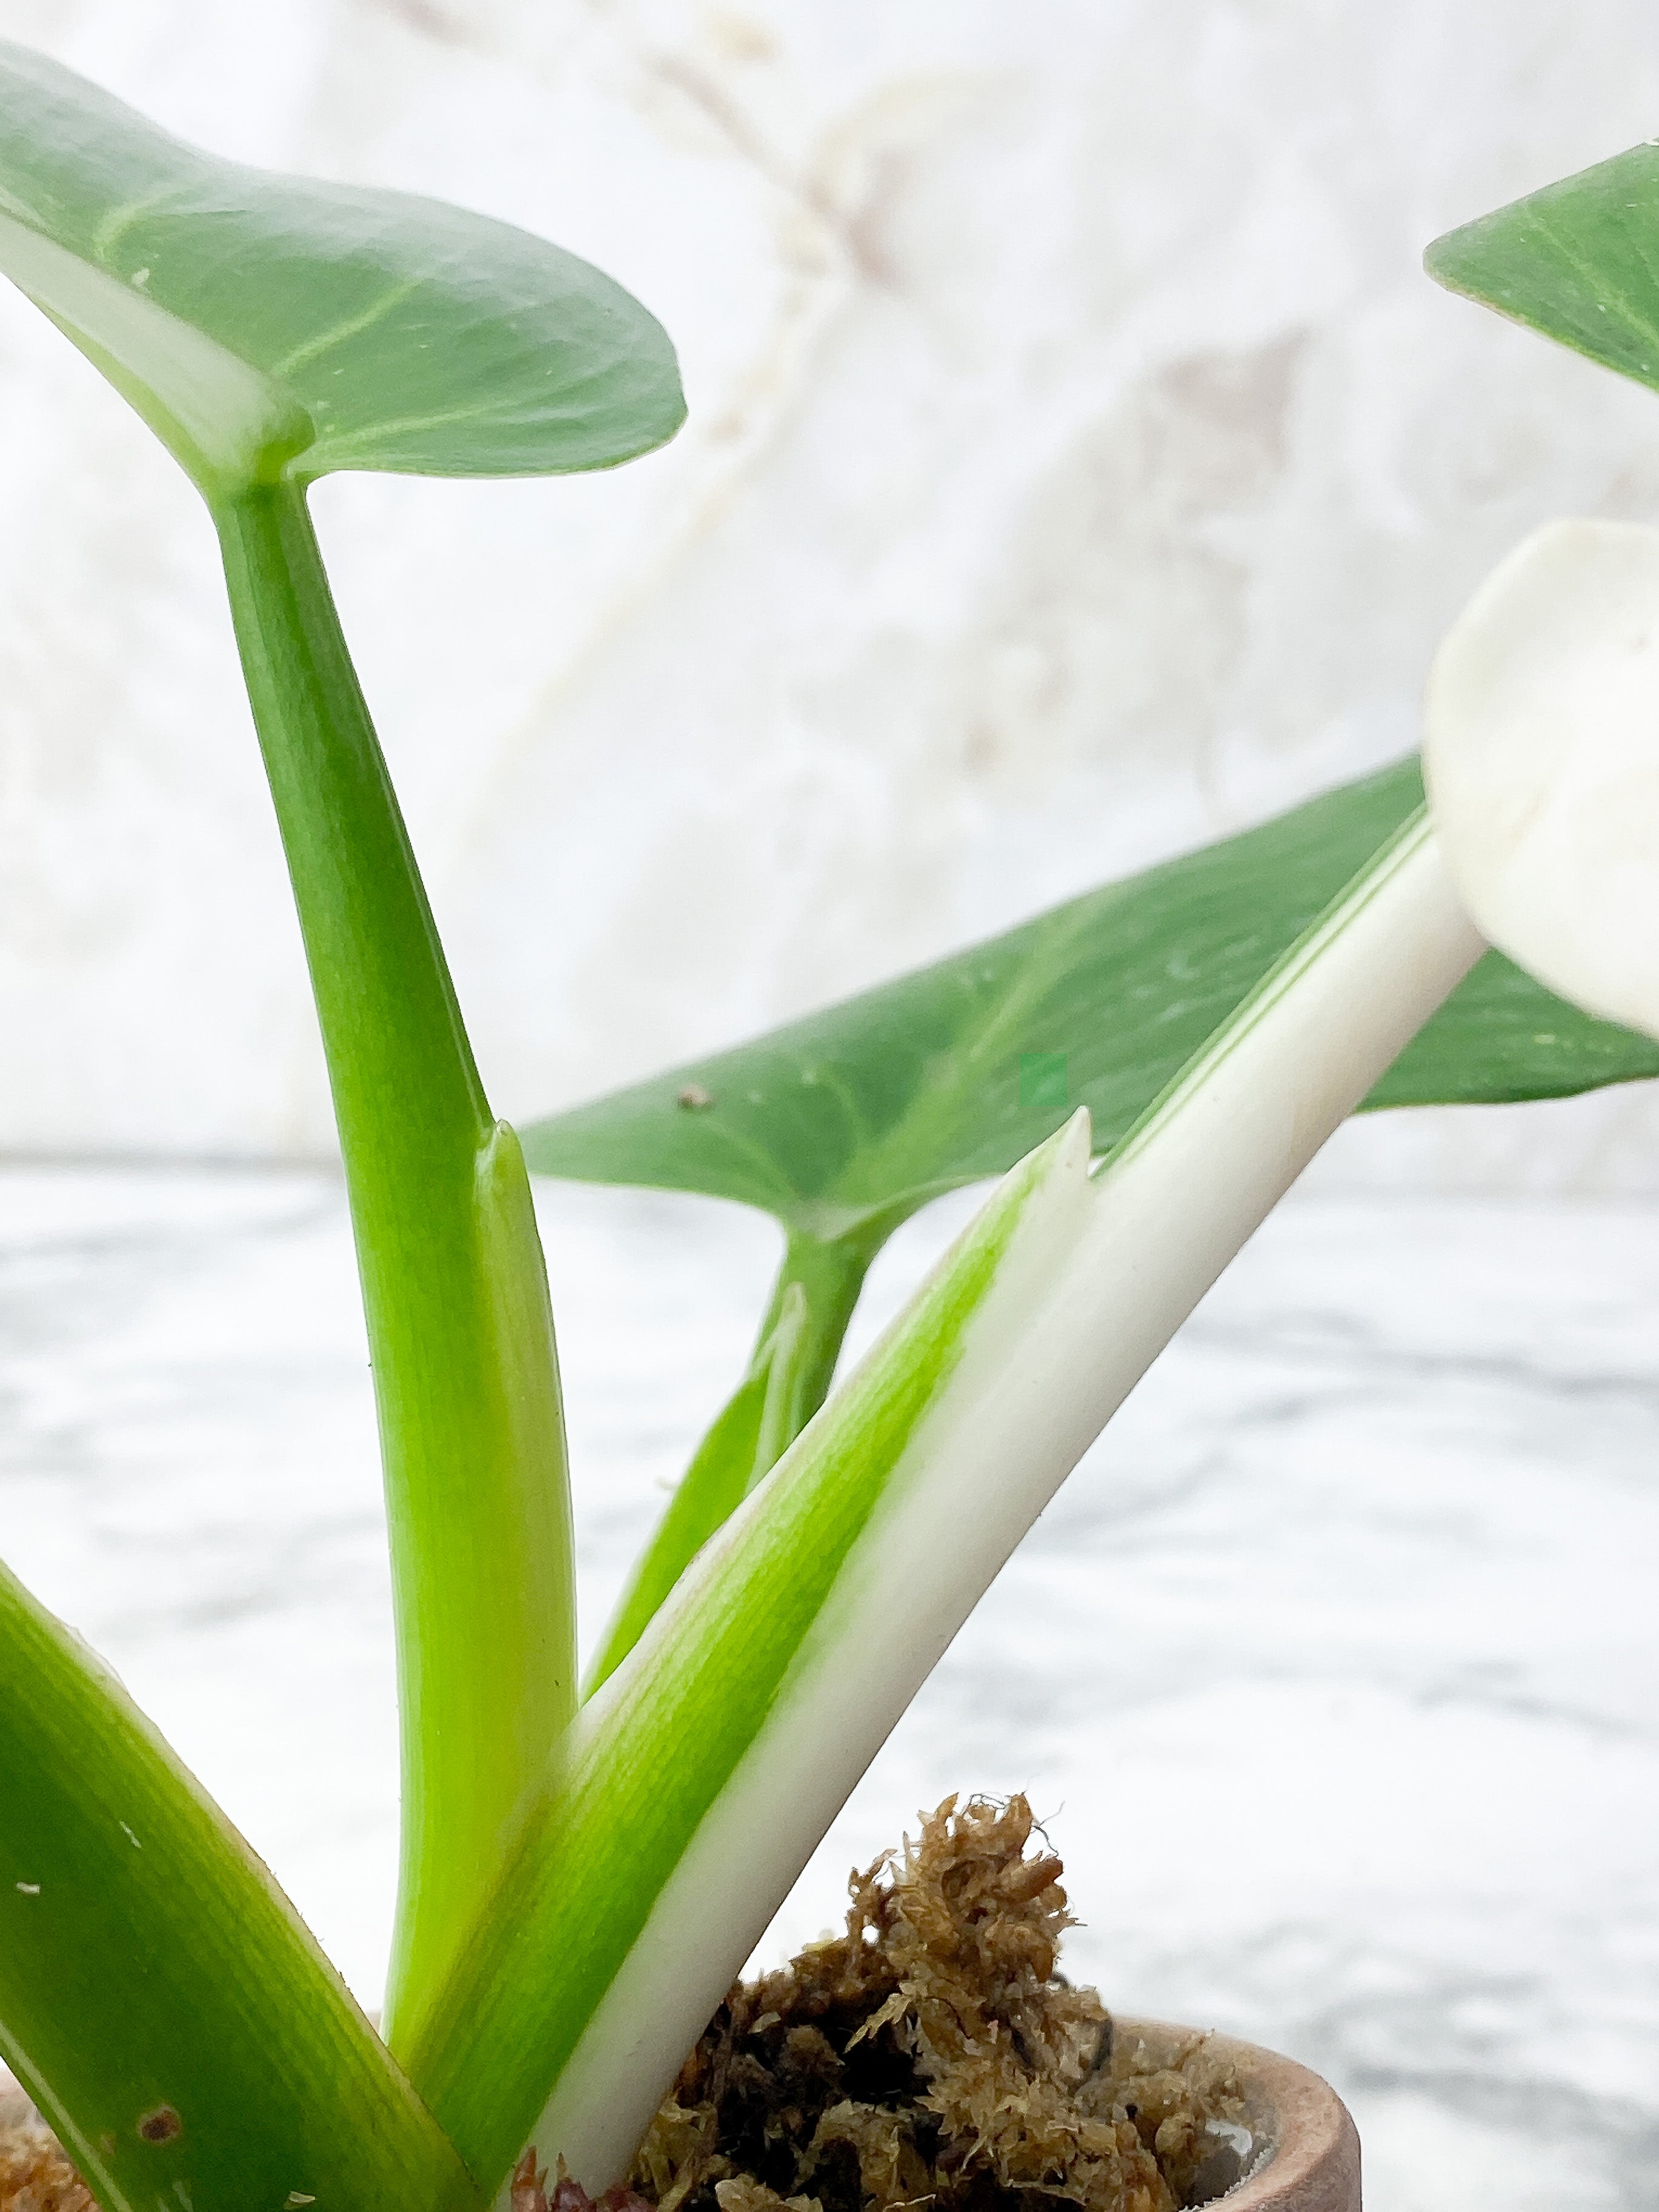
{"left": 0, "top": 42, "right": 1656, "bottom": 2212}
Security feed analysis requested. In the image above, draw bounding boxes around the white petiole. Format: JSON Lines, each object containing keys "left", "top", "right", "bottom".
{"left": 407, "top": 806, "right": 1485, "bottom": 2204}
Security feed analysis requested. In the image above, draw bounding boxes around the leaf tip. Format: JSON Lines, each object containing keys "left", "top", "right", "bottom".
{"left": 1058, "top": 1103, "right": 1093, "bottom": 1175}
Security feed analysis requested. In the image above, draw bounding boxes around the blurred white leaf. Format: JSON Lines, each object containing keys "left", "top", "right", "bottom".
{"left": 1426, "top": 517, "right": 1659, "bottom": 1045}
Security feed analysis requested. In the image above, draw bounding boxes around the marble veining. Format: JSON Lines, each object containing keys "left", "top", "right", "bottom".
{"left": 0, "top": 1162, "right": 1655, "bottom": 2208}
{"left": 1, "top": 3, "right": 1659, "bottom": 1184}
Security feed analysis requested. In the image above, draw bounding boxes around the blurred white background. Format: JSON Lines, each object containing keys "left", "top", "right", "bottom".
{"left": 4, "top": 10, "right": 1659, "bottom": 2212}
{"left": 2, "top": 0, "right": 1659, "bottom": 1179}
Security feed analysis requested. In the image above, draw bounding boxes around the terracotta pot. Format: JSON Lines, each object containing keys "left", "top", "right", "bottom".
{"left": 1115, "top": 2019, "right": 1360, "bottom": 2208}
{"left": 2, "top": 2024, "right": 1360, "bottom": 2210}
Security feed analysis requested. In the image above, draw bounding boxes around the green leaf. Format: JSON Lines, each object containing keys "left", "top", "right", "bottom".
{"left": 0, "top": 1558, "right": 483, "bottom": 2212}
{"left": 520, "top": 759, "right": 1659, "bottom": 1241}
{"left": 1425, "top": 142, "right": 1659, "bottom": 399}
{"left": 0, "top": 40, "right": 684, "bottom": 496}
{"left": 529, "top": 759, "right": 1659, "bottom": 1775}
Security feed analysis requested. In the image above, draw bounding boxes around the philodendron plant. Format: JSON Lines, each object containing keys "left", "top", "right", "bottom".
{"left": 0, "top": 42, "right": 1656, "bottom": 2212}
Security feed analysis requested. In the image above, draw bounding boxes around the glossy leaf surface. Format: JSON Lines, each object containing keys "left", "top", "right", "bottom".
{"left": 522, "top": 760, "right": 1659, "bottom": 1240}
{"left": 1426, "top": 142, "right": 1659, "bottom": 397}
{"left": 0, "top": 41, "right": 683, "bottom": 494}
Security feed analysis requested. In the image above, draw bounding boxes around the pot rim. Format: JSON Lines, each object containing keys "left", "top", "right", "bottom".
{"left": 1114, "top": 2016, "right": 1359, "bottom": 2210}
{"left": 2, "top": 2020, "right": 1360, "bottom": 2211}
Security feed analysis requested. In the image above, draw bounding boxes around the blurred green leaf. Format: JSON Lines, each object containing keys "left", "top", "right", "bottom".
{"left": 0, "top": 1559, "right": 482, "bottom": 2212}
{"left": 521, "top": 759, "right": 1659, "bottom": 1240}
{"left": 1426, "top": 142, "right": 1659, "bottom": 397}
{"left": 0, "top": 40, "right": 684, "bottom": 495}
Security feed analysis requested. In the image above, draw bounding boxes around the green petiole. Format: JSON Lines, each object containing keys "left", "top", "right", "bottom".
{"left": 584, "top": 1226, "right": 874, "bottom": 1694}
{"left": 215, "top": 479, "right": 575, "bottom": 2059}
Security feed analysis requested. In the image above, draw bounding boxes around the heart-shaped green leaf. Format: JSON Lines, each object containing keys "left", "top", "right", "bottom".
{"left": 0, "top": 41, "right": 683, "bottom": 496}
{"left": 519, "top": 758, "right": 1659, "bottom": 1241}
{"left": 1425, "top": 142, "right": 1659, "bottom": 396}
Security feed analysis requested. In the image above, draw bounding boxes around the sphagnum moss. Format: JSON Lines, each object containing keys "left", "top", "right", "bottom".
{"left": 630, "top": 1797, "right": 1243, "bottom": 2212}
{"left": 0, "top": 2110, "right": 94, "bottom": 2212}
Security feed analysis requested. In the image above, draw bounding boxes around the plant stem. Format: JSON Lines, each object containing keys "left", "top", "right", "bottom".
{"left": 582, "top": 1229, "right": 873, "bottom": 1696}
{"left": 753, "top": 1230, "right": 873, "bottom": 1431}
{"left": 214, "top": 480, "right": 575, "bottom": 2062}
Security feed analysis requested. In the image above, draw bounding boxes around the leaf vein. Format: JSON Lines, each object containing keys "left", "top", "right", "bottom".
{"left": 270, "top": 275, "right": 425, "bottom": 379}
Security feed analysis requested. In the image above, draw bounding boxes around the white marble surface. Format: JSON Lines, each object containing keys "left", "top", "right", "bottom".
{"left": 2, "top": 1, "right": 1659, "bottom": 1180}
{"left": 5, "top": 8, "right": 1659, "bottom": 2203}
{"left": 1, "top": 1149, "right": 1657, "bottom": 2208}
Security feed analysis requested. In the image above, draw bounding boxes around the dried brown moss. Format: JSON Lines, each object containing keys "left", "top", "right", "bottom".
{"left": 631, "top": 1796, "right": 1245, "bottom": 2212}
{"left": 0, "top": 2113, "right": 95, "bottom": 2212}
{"left": 512, "top": 2147, "right": 656, "bottom": 2212}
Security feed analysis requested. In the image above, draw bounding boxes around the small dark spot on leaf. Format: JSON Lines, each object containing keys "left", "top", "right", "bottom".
{"left": 139, "top": 2105, "right": 181, "bottom": 2144}
{"left": 677, "top": 1084, "right": 714, "bottom": 1111}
